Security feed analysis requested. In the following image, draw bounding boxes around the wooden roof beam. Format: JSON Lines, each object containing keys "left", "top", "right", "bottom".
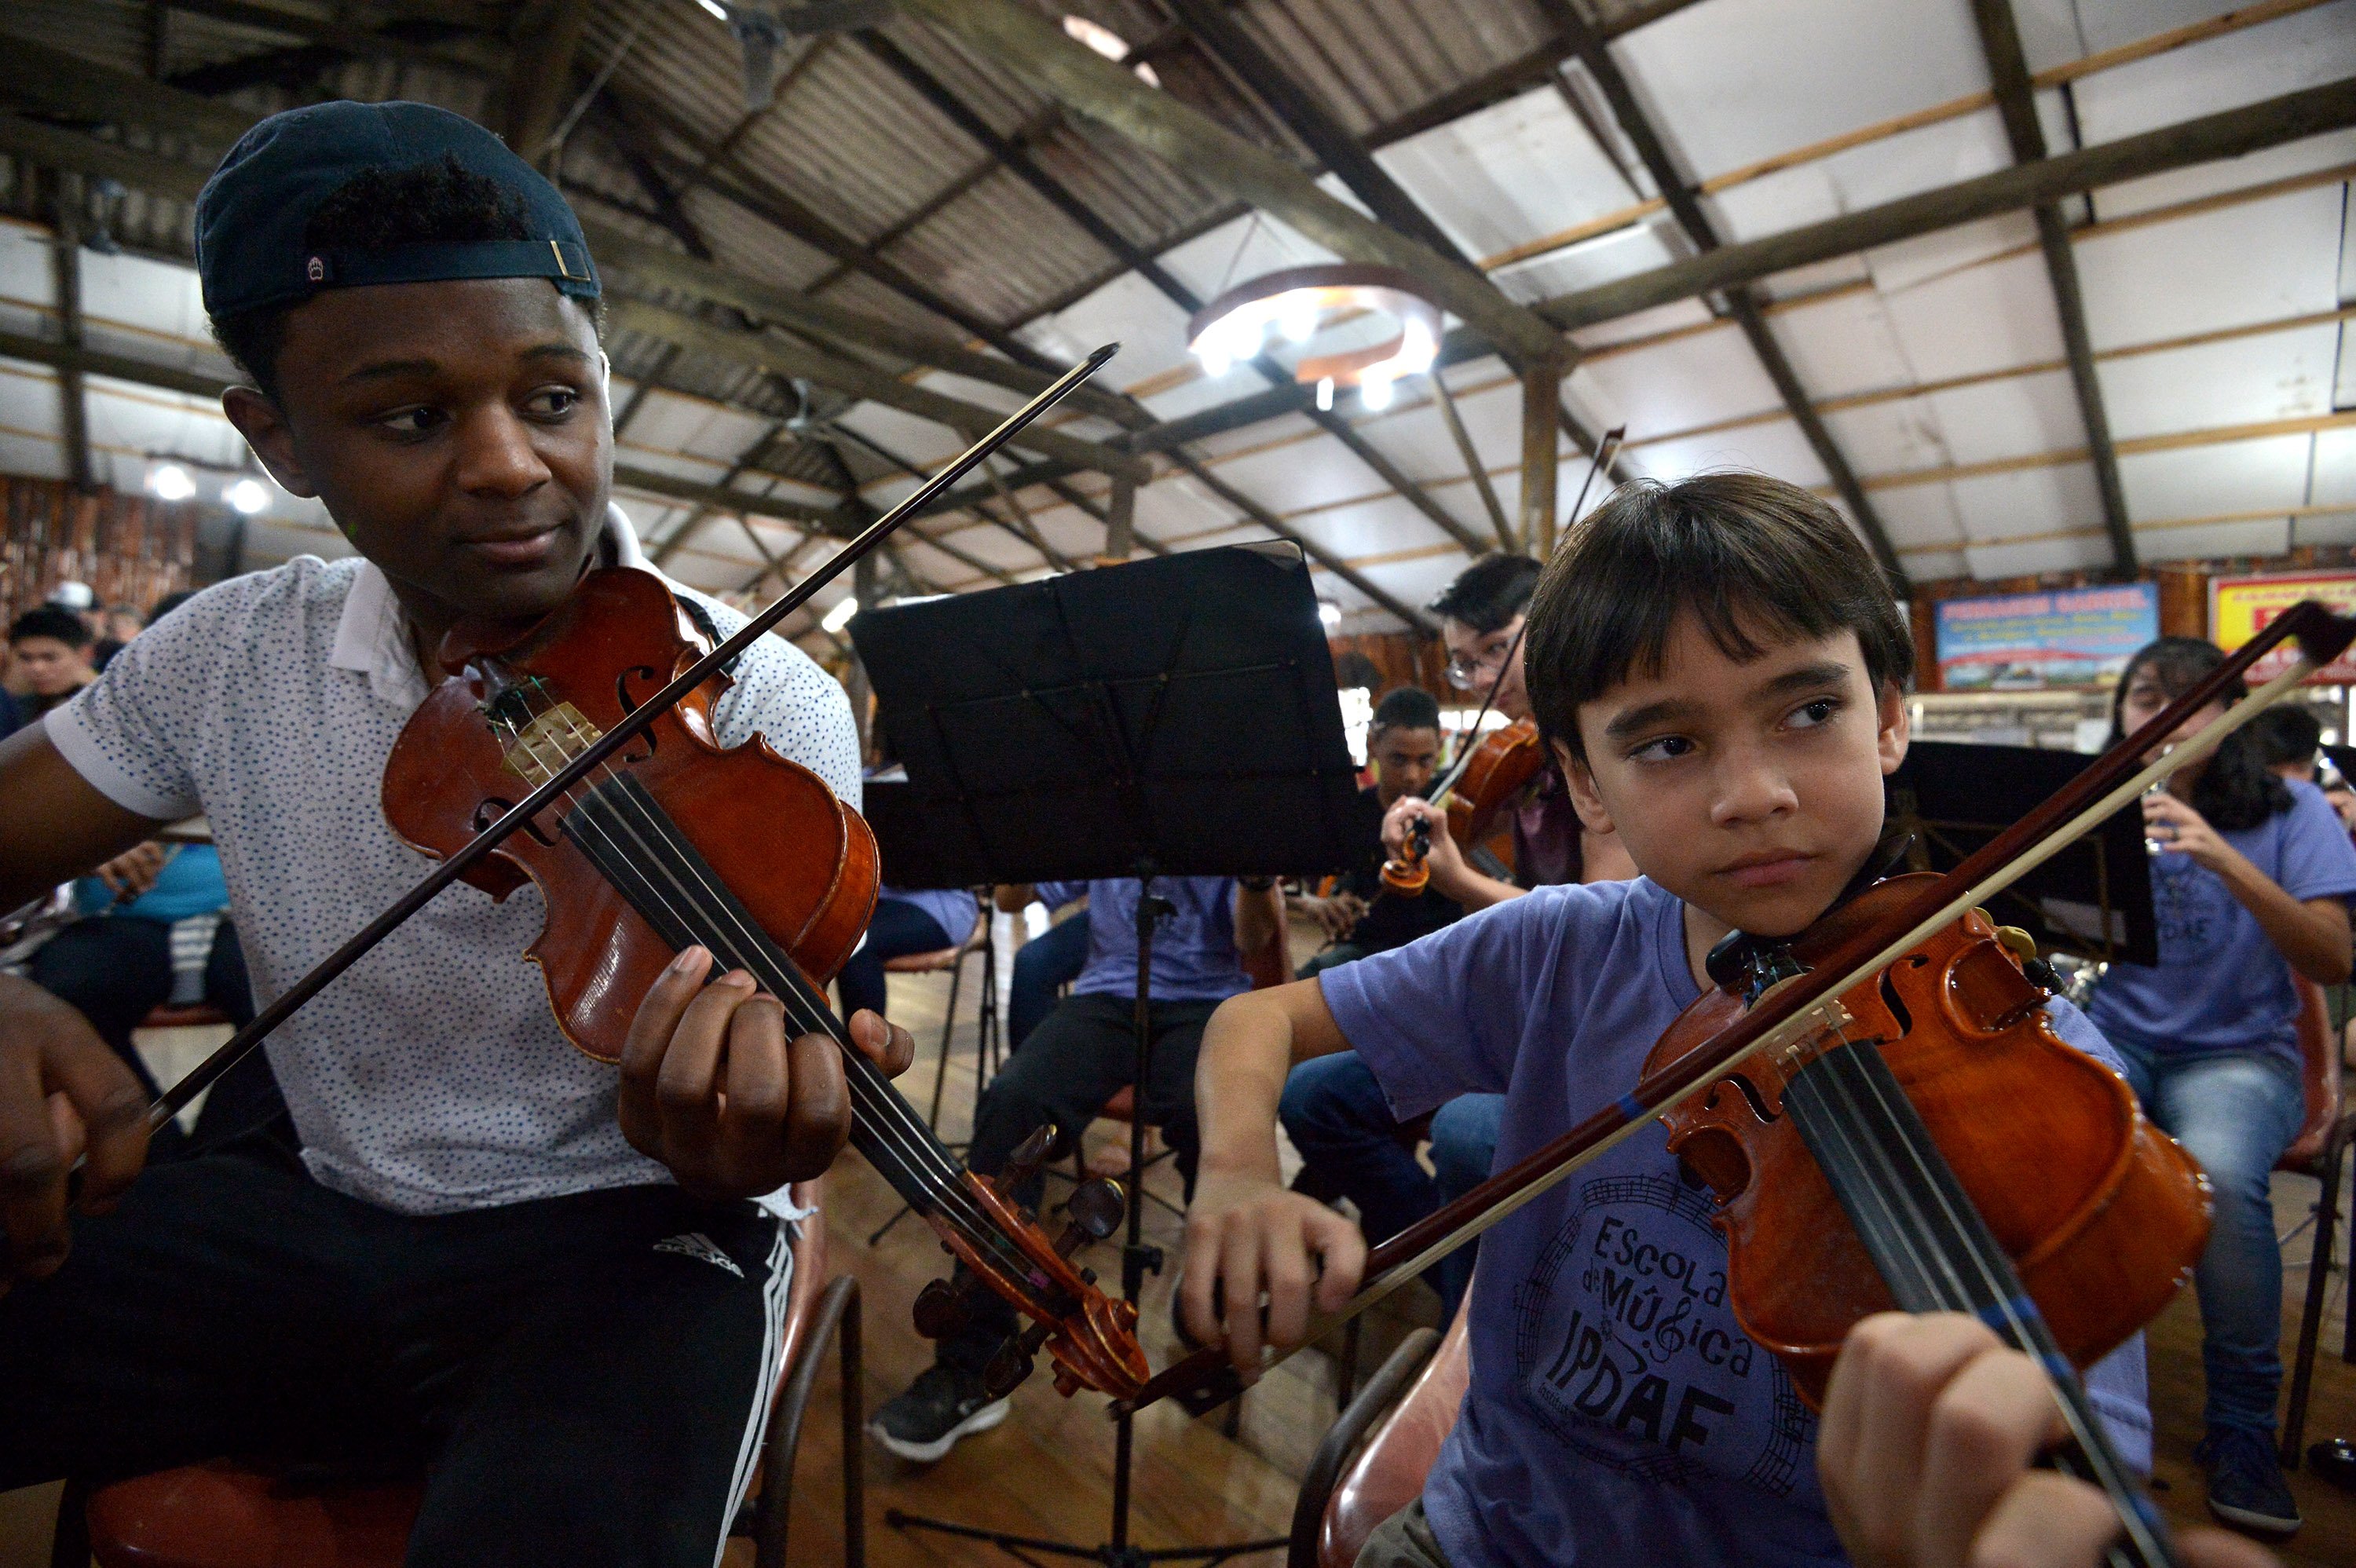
{"left": 1969, "top": 0, "right": 2137, "bottom": 576}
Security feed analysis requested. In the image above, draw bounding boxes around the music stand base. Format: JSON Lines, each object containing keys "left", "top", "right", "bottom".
{"left": 884, "top": 1509, "right": 1284, "bottom": 1568}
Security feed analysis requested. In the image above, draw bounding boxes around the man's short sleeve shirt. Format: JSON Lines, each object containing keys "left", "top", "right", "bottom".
{"left": 46, "top": 510, "right": 859, "bottom": 1215}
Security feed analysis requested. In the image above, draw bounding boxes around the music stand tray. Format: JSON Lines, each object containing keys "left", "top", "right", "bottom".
{"left": 851, "top": 543, "right": 1364, "bottom": 1566}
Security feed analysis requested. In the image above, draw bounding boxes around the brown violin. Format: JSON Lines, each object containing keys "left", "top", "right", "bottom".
{"left": 382, "top": 567, "right": 1145, "bottom": 1401}
{"left": 1649, "top": 875, "right": 2208, "bottom": 1409}
{"left": 1378, "top": 715, "right": 1546, "bottom": 894}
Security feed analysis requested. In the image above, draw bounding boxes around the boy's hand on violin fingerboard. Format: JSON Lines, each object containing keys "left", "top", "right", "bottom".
{"left": 1821, "top": 1314, "right": 2277, "bottom": 1568}
{"left": 1179, "top": 1169, "right": 1365, "bottom": 1380}
{"left": 0, "top": 975, "right": 152, "bottom": 1293}
{"left": 618, "top": 945, "right": 914, "bottom": 1201}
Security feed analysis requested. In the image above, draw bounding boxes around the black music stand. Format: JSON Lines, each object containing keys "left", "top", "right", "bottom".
{"left": 1887, "top": 740, "right": 2157, "bottom": 965}
{"left": 850, "top": 543, "right": 1363, "bottom": 1568}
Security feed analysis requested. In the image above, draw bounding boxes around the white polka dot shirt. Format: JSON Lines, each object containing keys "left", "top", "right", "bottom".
{"left": 46, "top": 507, "right": 861, "bottom": 1215}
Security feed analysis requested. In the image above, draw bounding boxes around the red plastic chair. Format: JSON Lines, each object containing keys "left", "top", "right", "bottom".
{"left": 1289, "top": 1303, "right": 1470, "bottom": 1568}
{"left": 68, "top": 1180, "right": 865, "bottom": 1568}
{"left": 2279, "top": 978, "right": 2356, "bottom": 1466}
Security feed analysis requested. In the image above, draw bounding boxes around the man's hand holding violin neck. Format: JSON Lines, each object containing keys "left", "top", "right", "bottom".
{"left": 1821, "top": 1314, "right": 2277, "bottom": 1568}
{"left": 619, "top": 945, "right": 914, "bottom": 1201}
{"left": 0, "top": 973, "right": 152, "bottom": 1294}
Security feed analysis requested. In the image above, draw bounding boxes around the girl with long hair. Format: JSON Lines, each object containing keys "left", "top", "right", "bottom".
{"left": 2087, "top": 637, "right": 2356, "bottom": 1538}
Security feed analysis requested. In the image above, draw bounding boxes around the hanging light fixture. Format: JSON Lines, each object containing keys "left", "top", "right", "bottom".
{"left": 1186, "top": 263, "right": 1442, "bottom": 410}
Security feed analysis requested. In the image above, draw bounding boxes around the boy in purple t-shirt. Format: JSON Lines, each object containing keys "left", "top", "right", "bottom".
{"left": 1180, "top": 474, "right": 2259, "bottom": 1568}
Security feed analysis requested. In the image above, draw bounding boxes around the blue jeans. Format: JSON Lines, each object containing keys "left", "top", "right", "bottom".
{"left": 1279, "top": 1051, "right": 1502, "bottom": 1318}
{"left": 1010, "top": 910, "right": 1091, "bottom": 1048}
{"left": 833, "top": 897, "right": 953, "bottom": 1023}
{"left": 2113, "top": 1041, "right": 2305, "bottom": 1435}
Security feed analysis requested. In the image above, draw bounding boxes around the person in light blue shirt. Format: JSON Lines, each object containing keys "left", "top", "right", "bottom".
{"left": 834, "top": 885, "right": 980, "bottom": 1024}
{"left": 869, "top": 874, "right": 1283, "bottom": 1462}
{"left": 2086, "top": 638, "right": 2356, "bottom": 1539}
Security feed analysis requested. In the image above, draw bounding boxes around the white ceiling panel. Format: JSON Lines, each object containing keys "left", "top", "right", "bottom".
{"left": 1378, "top": 86, "right": 1636, "bottom": 265}
{"left": 2057, "top": 1, "right": 2243, "bottom": 56}
{"left": 2097, "top": 323, "right": 2344, "bottom": 440}
{"left": 2292, "top": 507, "right": 2356, "bottom": 547}
{"left": 1158, "top": 212, "right": 1339, "bottom": 309}
{"left": 1202, "top": 433, "right": 1388, "bottom": 515}
{"left": 1823, "top": 398, "right": 1954, "bottom": 476}
{"left": 1020, "top": 271, "right": 1195, "bottom": 388}
{"left": 1569, "top": 322, "right": 1784, "bottom": 440}
{"left": 1609, "top": 0, "right": 1991, "bottom": 187}
{"left": 1864, "top": 213, "right": 2046, "bottom": 298}
{"left": 2075, "top": 185, "right": 2348, "bottom": 346}
{"left": 2120, "top": 433, "right": 2314, "bottom": 520}
{"left": 1875, "top": 244, "right": 2065, "bottom": 379}
{"left": 1282, "top": 492, "right": 1458, "bottom": 563}
{"left": 1871, "top": 479, "right": 1968, "bottom": 550}
{"left": 1701, "top": 162, "right": 1847, "bottom": 247}
{"left": 1767, "top": 290, "right": 1921, "bottom": 398}
{"left": 1818, "top": 107, "right": 2016, "bottom": 214}
{"left": 2314, "top": 426, "right": 2356, "bottom": 506}
{"left": 1964, "top": 532, "right": 2116, "bottom": 579}
{"left": 1922, "top": 368, "right": 2087, "bottom": 463}
{"left": 1904, "top": 549, "right": 1971, "bottom": 580}
{"left": 1948, "top": 462, "right": 2104, "bottom": 543}
{"left": 1136, "top": 357, "right": 1276, "bottom": 422}
{"left": 1490, "top": 221, "right": 1681, "bottom": 306}
{"left": 1627, "top": 420, "right": 1831, "bottom": 488}
{"left": 2140, "top": 517, "right": 2296, "bottom": 562}
{"left": 2070, "top": 2, "right": 2356, "bottom": 151}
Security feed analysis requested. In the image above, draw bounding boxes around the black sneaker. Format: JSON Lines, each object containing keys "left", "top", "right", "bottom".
{"left": 2196, "top": 1425, "right": 2301, "bottom": 1537}
{"left": 868, "top": 1364, "right": 1009, "bottom": 1464}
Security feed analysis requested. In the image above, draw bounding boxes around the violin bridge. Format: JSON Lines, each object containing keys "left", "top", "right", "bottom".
{"left": 500, "top": 701, "right": 604, "bottom": 787}
{"left": 1749, "top": 973, "right": 1858, "bottom": 1074}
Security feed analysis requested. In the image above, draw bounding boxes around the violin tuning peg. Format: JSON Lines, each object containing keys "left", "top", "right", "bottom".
{"left": 982, "top": 1321, "right": 1054, "bottom": 1399}
{"left": 995, "top": 1123, "right": 1059, "bottom": 1201}
{"left": 912, "top": 1277, "right": 972, "bottom": 1340}
{"left": 1054, "top": 1178, "right": 1127, "bottom": 1255}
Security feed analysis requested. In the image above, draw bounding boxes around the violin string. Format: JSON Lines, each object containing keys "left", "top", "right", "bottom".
{"left": 1795, "top": 1016, "right": 2164, "bottom": 1564}
{"left": 566, "top": 775, "right": 1020, "bottom": 1265}
{"left": 494, "top": 682, "right": 1020, "bottom": 1269}
{"left": 504, "top": 682, "right": 986, "bottom": 1224}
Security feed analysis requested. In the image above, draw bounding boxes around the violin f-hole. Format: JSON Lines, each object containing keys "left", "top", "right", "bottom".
{"left": 474, "top": 795, "right": 557, "bottom": 848}
{"left": 613, "top": 666, "right": 663, "bottom": 759}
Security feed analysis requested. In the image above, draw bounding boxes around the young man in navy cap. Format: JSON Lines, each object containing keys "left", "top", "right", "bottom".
{"left": 0, "top": 102, "right": 911, "bottom": 1563}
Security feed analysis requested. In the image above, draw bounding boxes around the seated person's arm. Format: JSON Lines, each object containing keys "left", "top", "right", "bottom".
{"left": 1181, "top": 978, "right": 1359, "bottom": 1376}
{"left": 0, "top": 726, "right": 177, "bottom": 1288}
{"left": 1821, "top": 1314, "right": 2274, "bottom": 1568}
{"left": 1233, "top": 879, "right": 1284, "bottom": 957}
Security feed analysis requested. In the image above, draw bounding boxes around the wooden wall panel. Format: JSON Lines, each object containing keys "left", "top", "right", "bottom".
{"left": 2, "top": 476, "right": 196, "bottom": 629}
{"left": 1326, "top": 630, "right": 1450, "bottom": 700}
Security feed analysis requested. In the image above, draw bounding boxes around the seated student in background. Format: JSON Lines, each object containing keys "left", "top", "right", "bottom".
{"left": 871, "top": 873, "right": 1282, "bottom": 1464}
{"left": 2084, "top": 638, "right": 2356, "bottom": 1539}
{"left": 835, "top": 884, "right": 980, "bottom": 1024}
{"left": 29, "top": 839, "right": 254, "bottom": 1105}
{"left": 1001, "top": 883, "right": 1090, "bottom": 1049}
{"left": 1180, "top": 473, "right": 2153, "bottom": 1568}
{"left": 2246, "top": 703, "right": 2323, "bottom": 784}
{"left": 1290, "top": 684, "right": 1458, "bottom": 979}
{"left": 8, "top": 606, "right": 98, "bottom": 725}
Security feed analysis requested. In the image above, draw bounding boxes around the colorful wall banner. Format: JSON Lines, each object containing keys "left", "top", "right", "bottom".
{"left": 1934, "top": 584, "right": 2160, "bottom": 690}
{"left": 2211, "top": 572, "right": 2356, "bottom": 683}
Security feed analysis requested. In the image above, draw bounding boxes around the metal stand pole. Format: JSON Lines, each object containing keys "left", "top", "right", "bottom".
{"left": 891, "top": 875, "right": 1285, "bottom": 1566}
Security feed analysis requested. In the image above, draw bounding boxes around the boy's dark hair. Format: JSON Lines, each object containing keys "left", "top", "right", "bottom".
{"left": 1429, "top": 554, "right": 1542, "bottom": 635}
{"left": 149, "top": 589, "right": 197, "bottom": 623}
{"left": 2105, "top": 638, "right": 2291, "bottom": 831}
{"left": 2246, "top": 702, "right": 2323, "bottom": 773}
{"left": 210, "top": 155, "right": 600, "bottom": 404}
{"left": 1370, "top": 685, "right": 1441, "bottom": 734}
{"left": 1525, "top": 473, "right": 1913, "bottom": 758}
{"left": 10, "top": 605, "right": 93, "bottom": 648}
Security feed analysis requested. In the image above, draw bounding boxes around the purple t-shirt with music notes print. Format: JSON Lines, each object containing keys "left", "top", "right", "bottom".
{"left": 1318, "top": 876, "right": 2149, "bottom": 1568}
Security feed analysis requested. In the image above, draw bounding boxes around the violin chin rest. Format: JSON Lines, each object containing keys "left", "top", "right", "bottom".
{"left": 436, "top": 613, "right": 546, "bottom": 675}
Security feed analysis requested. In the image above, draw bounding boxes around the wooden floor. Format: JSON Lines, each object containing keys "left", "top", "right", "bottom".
{"left": 4, "top": 912, "right": 2353, "bottom": 1565}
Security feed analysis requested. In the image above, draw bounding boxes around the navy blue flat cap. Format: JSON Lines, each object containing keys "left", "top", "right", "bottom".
{"left": 195, "top": 100, "right": 598, "bottom": 320}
